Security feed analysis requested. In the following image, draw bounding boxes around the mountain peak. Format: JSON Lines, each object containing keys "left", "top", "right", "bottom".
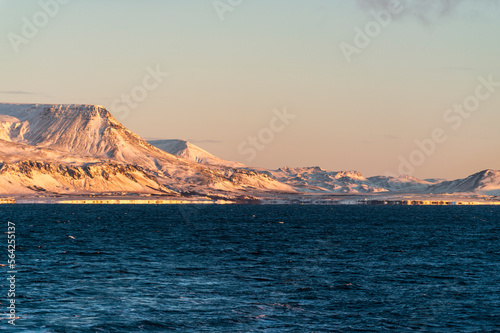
{"left": 0, "top": 103, "right": 498, "bottom": 199}
{"left": 0, "top": 103, "right": 295, "bottom": 196}
{"left": 477, "top": 169, "right": 499, "bottom": 177}
{"left": 149, "top": 139, "right": 247, "bottom": 169}
{"left": 0, "top": 103, "right": 177, "bottom": 166}
{"left": 428, "top": 169, "right": 500, "bottom": 195}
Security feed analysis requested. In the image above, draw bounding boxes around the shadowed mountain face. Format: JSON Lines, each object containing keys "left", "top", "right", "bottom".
{"left": 428, "top": 170, "right": 500, "bottom": 196}
{"left": 0, "top": 103, "right": 498, "bottom": 198}
{"left": 367, "top": 175, "right": 439, "bottom": 193}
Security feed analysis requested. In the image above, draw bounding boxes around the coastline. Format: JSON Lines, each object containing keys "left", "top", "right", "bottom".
{"left": 2, "top": 193, "right": 500, "bottom": 205}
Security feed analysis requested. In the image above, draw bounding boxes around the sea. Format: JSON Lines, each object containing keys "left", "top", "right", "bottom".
{"left": 0, "top": 205, "right": 499, "bottom": 332}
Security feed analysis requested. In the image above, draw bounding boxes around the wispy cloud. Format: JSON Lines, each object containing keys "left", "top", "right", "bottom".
{"left": 384, "top": 134, "right": 399, "bottom": 140}
{"left": 359, "top": 134, "right": 399, "bottom": 145}
{"left": 356, "top": 0, "right": 498, "bottom": 23}
{"left": 443, "top": 66, "right": 477, "bottom": 72}
{"left": 142, "top": 137, "right": 223, "bottom": 144}
{"left": 0, "top": 90, "right": 41, "bottom": 95}
{"left": 188, "top": 139, "right": 223, "bottom": 144}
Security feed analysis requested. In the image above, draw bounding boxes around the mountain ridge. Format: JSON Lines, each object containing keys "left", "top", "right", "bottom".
{"left": 0, "top": 103, "right": 498, "bottom": 199}
{"left": 0, "top": 103, "right": 294, "bottom": 196}
{"left": 148, "top": 139, "right": 247, "bottom": 169}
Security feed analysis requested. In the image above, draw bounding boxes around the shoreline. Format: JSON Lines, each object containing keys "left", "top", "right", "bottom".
{"left": 1, "top": 193, "right": 500, "bottom": 205}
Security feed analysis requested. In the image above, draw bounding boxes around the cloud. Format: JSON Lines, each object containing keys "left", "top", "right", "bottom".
{"left": 384, "top": 134, "right": 399, "bottom": 140}
{"left": 142, "top": 137, "right": 223, "bottom": 144}
{"left": 359, "top": 134, "right": 399, "bottom": 144}
{"left": 356, "top": 0, "right": 498, "bottom": 23}
{"left": 188, "top": 139, "right": 223, "bottom": 144}
{"left": 0, "top": 90, "right": 41, "bottom": 95}
{"left": 443, "top": 66, "right": 477, "bottom": 71}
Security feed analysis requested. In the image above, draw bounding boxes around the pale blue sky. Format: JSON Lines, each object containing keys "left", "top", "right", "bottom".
{"left": 1, "top": 0, "right": 499, "bottom": 179}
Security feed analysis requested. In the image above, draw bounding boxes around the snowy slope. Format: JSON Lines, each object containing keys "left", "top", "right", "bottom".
{"left": 0, "top": 103, "right": 294, "bottom": 195}
{"left": 148, "top": 136, "right": 500, "bottom": 197}
{"left": 0, "top": 104, "right": 181, "bottom": 167}
{"left": 0, "top": 161, "right": 174, "bottom": 195}
{"left": 428, "top": 170, "right": 500, "bottom": 195}
{"left": 149, "top": 139, "right": 247, "bottom": 169}
{"left": 0, "top": 103, "right": 498, "bottom": 198}
{"left": 368, "top": 175, "right": 440, "bottom": 193}
{"left": 267, "top": 167, "right": 388, "bottom": 193}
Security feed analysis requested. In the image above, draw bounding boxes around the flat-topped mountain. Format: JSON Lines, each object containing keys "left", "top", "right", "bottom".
{"left": 0, "top": 103, "right": 293, "bottom": 196}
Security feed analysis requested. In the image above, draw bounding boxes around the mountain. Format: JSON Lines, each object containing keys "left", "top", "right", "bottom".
{"left": 145, "top": 140, "right": 449, "bottom": 195}
{"left": 267, "top": 167, "right": 388, "bottom": 193}
{"left": 0, "top": 103, "right": 498, "bottom": 200}
{"left": 0, "top": 104, "right": 294, "bottom": 196}
{"left": 148, "top": 139, "right": 247, "bottom": 169}
{"left": 367, "top": 175, "right": 439, "bottom": 193}
{"left": 428, "top": 170, "right": 500, "bottom": 196}
{"left": 0, "top": 161, "right": 175, "bottom": 195}
{"left": 0, "top": 104, "right": 180, "bottom": 168}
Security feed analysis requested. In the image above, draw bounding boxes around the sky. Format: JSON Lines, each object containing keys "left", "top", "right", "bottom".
{"left": 1, "top": 0, "right": 499, "bottom": 179}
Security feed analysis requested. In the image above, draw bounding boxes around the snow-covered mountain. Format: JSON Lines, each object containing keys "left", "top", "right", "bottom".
{"left": 367, "top": 175, "right": 439, "bottom": 193}
{"left": 0, "top": 104, "right": 294, "bottom": 195}
{"left": 428, "top": 170, "right": 500, "bottom": 196}
{"left": 0, "top": 103, "right": 498, "bottom": 200}
{"left": 146, "top": 139, "right": 448, "bottom": 195}
{"left": 267, "top": 167, "right": 388, "bottom": 193}
{"left": 148, "top": 139, "right": 246, "bottom": 169}
{"left": 145, "top": 139, "right": 449, "bottom": 195}
{"left": 0, "top": 104, "right": 180, "bottom": 167}
{"left": 0, "top": 161, "right": 175, "bottom": 195}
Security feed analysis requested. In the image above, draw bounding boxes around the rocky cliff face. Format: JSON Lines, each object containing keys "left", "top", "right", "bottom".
{"left": 0, "top": 160, "right": 175, "bottom": 195}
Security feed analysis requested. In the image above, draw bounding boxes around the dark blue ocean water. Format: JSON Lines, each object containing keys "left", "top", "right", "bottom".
{"left": 0, "top": 205, "right": 499, "bottom": 332}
